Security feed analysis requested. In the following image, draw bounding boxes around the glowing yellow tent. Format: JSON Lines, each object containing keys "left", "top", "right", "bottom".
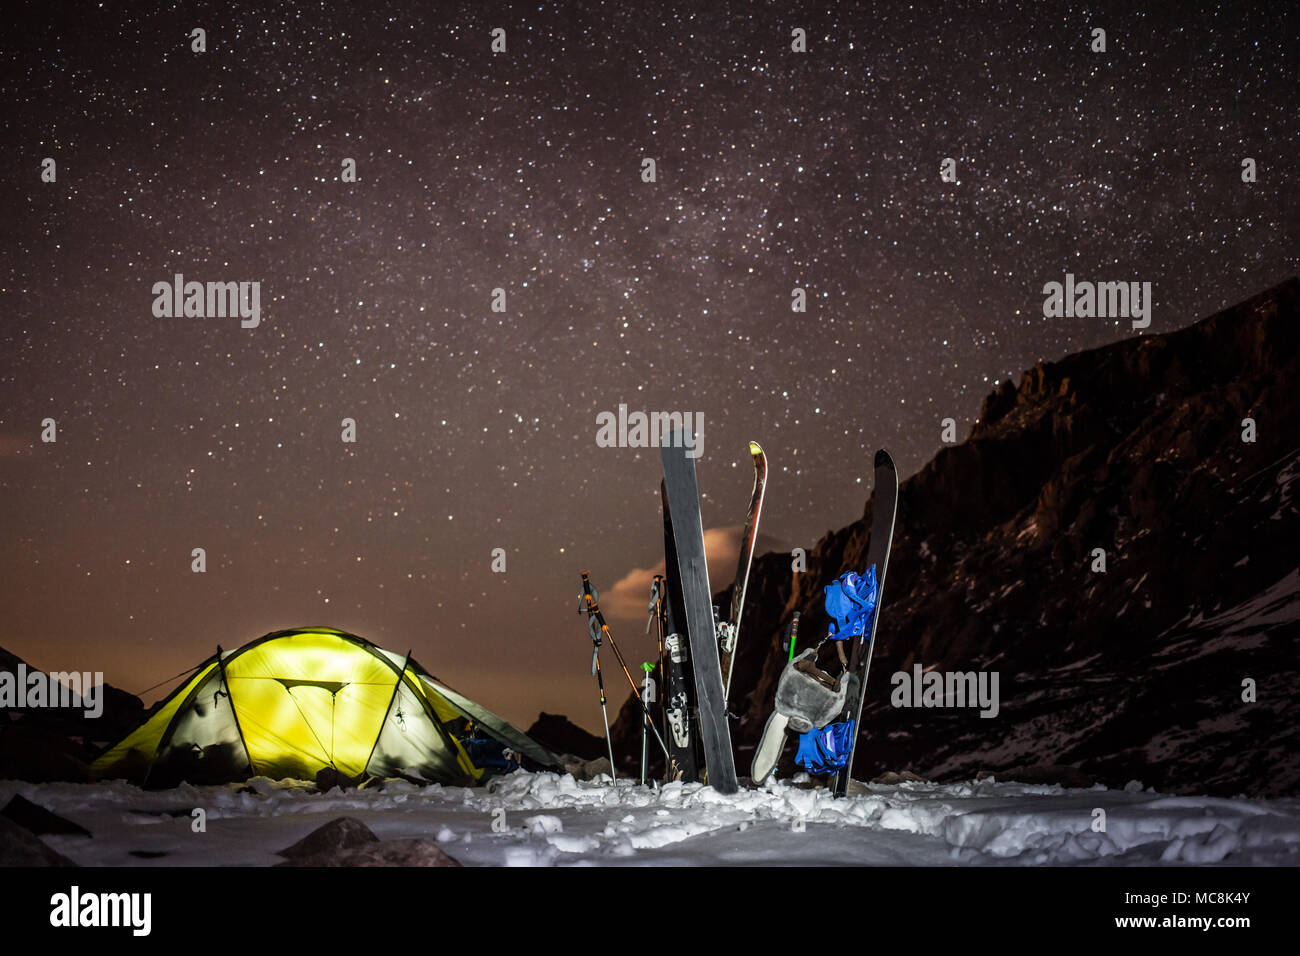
{"left": 92, "top": 627, "right": 559, "bottom": 788}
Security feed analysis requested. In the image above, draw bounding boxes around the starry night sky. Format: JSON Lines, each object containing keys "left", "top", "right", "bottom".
{"left": 1, "top": 2, "right": 1295, "bottom": 733}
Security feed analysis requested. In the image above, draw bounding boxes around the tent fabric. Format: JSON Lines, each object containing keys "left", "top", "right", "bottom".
{"left": 92, "top": 627, "right": 561, "bottom": 788}
{"left": 416, "top": 672, "right": 559, "bottom": 770}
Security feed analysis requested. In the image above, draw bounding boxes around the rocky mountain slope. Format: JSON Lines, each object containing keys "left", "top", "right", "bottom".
{"left": 613, "top": 278, "right": 1300, "bottom": 797}
{"left": 1, "top": 647, "right": 144, "bottom": 782}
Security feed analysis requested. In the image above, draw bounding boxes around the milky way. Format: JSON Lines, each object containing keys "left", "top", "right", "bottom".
{"left": 1, "top": 1, "right": 1295, "bottom": 730}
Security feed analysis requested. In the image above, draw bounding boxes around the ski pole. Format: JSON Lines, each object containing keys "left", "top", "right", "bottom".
{"left": 579, "top": 591, "right": 617, "bottom": 781}
{"left": 595, "top": 645, "right": 616, "bottom": 781}
{"left": 647, "top": 575, "right": 667, "bottom": 688}
{"left": 648, "top": 575, "right": 669, "bottom": 749}
{"left": 582, "top": 572, "right": 672, "bottom": 764}
{"left": 786, "top": 611, "right": 801, "bottom": 663}
{"left": 579, "top": 572, "right": 672, "bottom": 763}
{"left": 640, "top": 662, "right": 657, "bottom": 785}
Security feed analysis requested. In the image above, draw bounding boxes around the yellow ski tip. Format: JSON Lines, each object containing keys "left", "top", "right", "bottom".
{"left": 748, "top": 441, "right": 763, "bottom": 456}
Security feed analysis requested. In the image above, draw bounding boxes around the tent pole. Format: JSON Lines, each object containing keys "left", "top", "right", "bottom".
{"left": 362, "top": 649, "right": 413, "bottom": 776}
{"left": 216, "top": 645, "right": 256, "bottom": 779}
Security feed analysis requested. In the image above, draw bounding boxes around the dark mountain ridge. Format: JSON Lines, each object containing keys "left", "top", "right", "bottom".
{"left": 1, "top": 646, "right": 144, "bottom": 782}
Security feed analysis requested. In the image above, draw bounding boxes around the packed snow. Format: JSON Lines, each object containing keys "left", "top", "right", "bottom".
{"left": 4, "top": 772, "right": 1298, "bottom": 866}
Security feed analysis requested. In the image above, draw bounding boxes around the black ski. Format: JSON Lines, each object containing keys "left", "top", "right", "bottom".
{"left": 719, "top": 441, "right": 767, "bottom": 702}
{"left": 661, "top": 432, "right": 739, "bottom": 793}
{"left": 659, "top": 481, "right": 699, "bottom": 783}
{"left": 833, "top": 449, "right": 898, "bottom": 797}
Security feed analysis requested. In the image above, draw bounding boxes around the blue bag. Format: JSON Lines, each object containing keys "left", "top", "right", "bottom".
{"left": 824, "top": 566, "right": 878, "bottom": 641}
{"left": 794, "top": 720, "right": 856, "bottom": 774}
{"left": 461, "top": 735, "right": 520, "bottom": 772}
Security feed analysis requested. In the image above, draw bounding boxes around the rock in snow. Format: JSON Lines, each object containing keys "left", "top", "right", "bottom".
{"left": 276, "top": 839, "right": 463, "bottom": 867}
{"left": 2, "top": 794, "right": 92, "bottom": 837}
{"left": 0, "top": 816, "right": 77, "bottom": 867}
{"left": 278, "top": 816, "right": 380, "bottom": 859}
{"left": 276, "top": 815, "right": 462, "bottom": 867}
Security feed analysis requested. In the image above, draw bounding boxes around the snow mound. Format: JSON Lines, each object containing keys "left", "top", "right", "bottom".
{"left": 2, "top": 773, "right": 1296, "bottom": 867}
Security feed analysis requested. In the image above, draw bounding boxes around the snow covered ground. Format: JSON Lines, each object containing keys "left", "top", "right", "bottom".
{"left": 5, "top": 772, "right": 1299, "bottom": 866}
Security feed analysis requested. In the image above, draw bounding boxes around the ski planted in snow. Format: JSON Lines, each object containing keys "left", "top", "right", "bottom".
{"left": 659, "top": 481, "right": 699, "bottom": 783}
{"left": 661, "top": 432, "right": 739, "bottom": 793}
{"left": 719, "top": 441, "right": 767, "bottom": 702}
{"left": 832, "top": 449, "right": 899, "bottom": 797}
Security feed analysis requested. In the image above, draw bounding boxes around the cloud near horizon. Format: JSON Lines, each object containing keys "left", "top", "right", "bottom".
{"left": 598, "top": 524, "right": 794, "bottom": 629}
{"left": 599, "top": 526, "right": 746, "bottom": 626}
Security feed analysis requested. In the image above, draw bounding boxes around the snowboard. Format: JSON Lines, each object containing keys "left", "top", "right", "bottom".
{"left": 748, "top": 612, "right": 801, "bottom": 784}
{"left": 659, "top": 481, "right": 699, "bottom": 783}
{"left": 661, "top": 432, "right": 739, "bottom": 794}
{"left": 832, "top": 449, "right": 898, "bottom": 797}
{"left": 751, "top": 647, "right": 847, "bottom": 785}
{"left": 719, "top": 441, "right": 767, "bottom": 702}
